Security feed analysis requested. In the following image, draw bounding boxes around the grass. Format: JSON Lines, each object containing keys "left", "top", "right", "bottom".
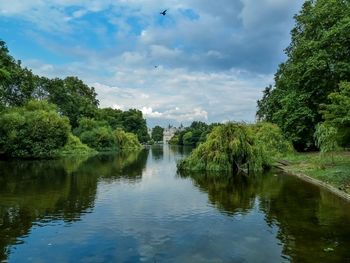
{"left": 281, "top": 151, "right": 350, "bottom": 194}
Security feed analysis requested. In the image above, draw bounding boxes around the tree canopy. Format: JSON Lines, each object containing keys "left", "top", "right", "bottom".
{"left": 151, "top": 126, "right": 164, "bottom": 142}
{"left": 73, "top": 117, "right": 142, "bottom": 152}
{"left": 257, "top": 0, "right": 350, "bottom": 151}
{"left": 0, "top": 100, "right": 71, "bottom": 158}
{"left": 320, "top": 82, "right": 350, "bottom": 147}
{"left": 0, "top": 39, "right": 150, "bottom": 158}
{"left": 169, "top": 121, "right": 220, "bottom": 146}
{"left": 177, "top": 122, "right": 292, "bottom": 173}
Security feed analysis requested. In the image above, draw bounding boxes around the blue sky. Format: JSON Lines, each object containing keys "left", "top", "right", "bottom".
{"left": 0, "top": 0, "right": 303, "bottom": 127}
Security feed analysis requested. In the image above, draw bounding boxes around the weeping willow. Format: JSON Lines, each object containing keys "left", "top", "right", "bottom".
{"left": 177, "top": 122, "right": 292, "bottom": 173}
{"left": 114, "top": 128, "right": 143, "bottom": 150}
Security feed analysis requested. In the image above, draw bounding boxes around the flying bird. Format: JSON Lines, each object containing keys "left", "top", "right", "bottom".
{"left": 154, "top": 65, "right": 158, "bottom": 68}
{"left": 160, "top": 9, "right": 167, "bottom": 16}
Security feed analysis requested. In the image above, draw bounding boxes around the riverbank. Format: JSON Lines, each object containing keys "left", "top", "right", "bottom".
{"left": 277, "top": 152, "right": 350, "bottom": 199}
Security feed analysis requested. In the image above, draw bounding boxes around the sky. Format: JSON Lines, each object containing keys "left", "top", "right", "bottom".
{"left": 0, "top": 0, "right": 304, "bottom": 127}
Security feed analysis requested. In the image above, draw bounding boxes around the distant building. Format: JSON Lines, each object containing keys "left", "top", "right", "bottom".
{"left": 163, "top": 127, "right": 177, "bottom": 144}
{"left": 147, "top": 125, "right": 185, "bottom": 144}
{"left": 147, "top": 128, "right": 152, "bottom": 138}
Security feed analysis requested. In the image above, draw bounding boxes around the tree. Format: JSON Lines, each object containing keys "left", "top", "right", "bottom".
{"left": 0, "top": 100, "right": 70, "bottom": 158}
{"left": 97, "top": 108, "right": 124, "bottom": 130}
{"left": 45, "top": 77, "right": 99, "bottom": 128}
{"left": 74, "top": 118, "right": 116, "bottom": 151}
{"left": 183, "top": 131, "right": 193, "bottom": 146}
{"left": 320, "top": 82, "right": 350, "bottom": 147}
{"left": 0, "top": 39, "right": 99, "bottom": 128}
{"left": 121, "top": 109, "right": 150, "bottom": 143}
{"left": 314, "top": 123, "right": 339, "bottom": 163}
{"left": 0, "top": 40, "right": 40, "bottom": 108}
{"left": 114, "top": 129, "right": 142, "bottom": 149}
{"left": 74, "top": 118, "right": 142, "bottom": 151}
{"left": 151, "top": 126, "right": 164, "bottom": 142}
{"left": 257, "top": 0, "right": 350, "bottom": 151}
{"left": 178, "top": 122, "right": 292, "bottom": 173}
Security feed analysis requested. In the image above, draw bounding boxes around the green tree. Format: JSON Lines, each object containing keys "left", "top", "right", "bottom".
{"left": 121, "top": 109, "right": 150, "bottom": 143}
{"left": 0, "top": 100, "right": 70, "bottom": 158}
{"left": 114, "top": 129, "right": 142, "bottom": 149}
{"left": 257, "top": 0, "right": 350, "bottom": 150}
{"left": 0, "top": 39, "right": 99, "bottom": 127}
{"left": 321, "top": 82, "right": 350, "bottom": 147}
{"left": 151, "top": 126, "right": 164, "bottom": 142}
{"left": 97, "top": 108, "right": 124, "bottom": 130}
{"left": 314, "top": 123, "right": 339, "bottom": 163}
{"left": 0, "top": 40, "right": 40, "bottom": 108}
{"left": 182, "top": 131, "right": 193, "bottom": 146}
{"left": 74, "top": 118, "right": 116, "bottom": 151}
{"left": 178, "top": 122, "right": 292, "bottom": 173}
{"left": 45, "top": 77, "right": 99, "bottom": 128}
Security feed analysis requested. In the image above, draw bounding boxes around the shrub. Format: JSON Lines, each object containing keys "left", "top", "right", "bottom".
{"left": 114, "top": 129, "right": 142, "bottom": 149}
{"left": 55, "top": 134, "right": 97, "bottom": 157}
{"left": 0, "top": 100, "right": 70, "bottom": 158}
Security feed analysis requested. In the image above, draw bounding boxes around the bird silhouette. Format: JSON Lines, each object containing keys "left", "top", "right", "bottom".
{"left": 160, "top": 9, "right": 167, "bottom": 16}
{"left": 154, "top": 65, "right": 158, "bottom": 68}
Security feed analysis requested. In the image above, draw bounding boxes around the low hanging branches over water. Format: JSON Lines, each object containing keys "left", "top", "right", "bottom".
{"left": 177, "top": 122, "right": 293, "bottom": 173}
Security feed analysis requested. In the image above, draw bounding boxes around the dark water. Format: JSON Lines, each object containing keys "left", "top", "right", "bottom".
{"left": 1, "top": 146, "right": 350, "bottom": 263}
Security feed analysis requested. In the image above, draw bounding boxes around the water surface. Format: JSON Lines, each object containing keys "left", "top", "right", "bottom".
{"left": 0, "top": 146, "right": 350, "bottom": 262}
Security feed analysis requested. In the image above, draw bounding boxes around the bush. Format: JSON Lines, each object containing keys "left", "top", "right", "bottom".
{"left": 0, "top": 100, "right": 70, "bottom": 158}
{"left": 79, "top": 126, "right": 117, "bottom": 152}
{"left": 114, "top": 129, "right": 142, "bottom": 149}
{"left": 74, "top": 118, "right": 142, "bottom": 152}
{"left": 55, "top": 134, "right": 97, "bottom": 157}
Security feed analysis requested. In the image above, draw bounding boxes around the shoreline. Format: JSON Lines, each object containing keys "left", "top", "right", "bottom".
{"left": 277, "top": 166, "right": 350, "bottom": 202}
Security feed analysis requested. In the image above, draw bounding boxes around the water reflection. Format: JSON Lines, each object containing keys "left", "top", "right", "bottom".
{"left": 150, "top": 146, "right": 163, "bottom": 161}
{"left": 0, "top": 149, "right": 147, "bottom": 262}
{"left": 1, "top": 146, "right": 350, "bottom": 262}
{"left": 178, "top": 169, "right": 350, "bottom": 262}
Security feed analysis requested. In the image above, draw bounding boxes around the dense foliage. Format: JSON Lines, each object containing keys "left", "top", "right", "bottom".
{"left": 320, "top": 82, "right": 350, "bottom": 147}
{"left": 74, "top": 118, "right": 117, "bottom": 152}
{"left": 256, "top": 0, "right": 350, "bottom": 151}
{"left": 177, "top": 122, "right": 292, "bottom": 173}
{"left": 314, "top": 123, "right": 339, "bottom": 162}
{"left": 0, "top": 40, "right": 38, "bottom": 109}
{"left": 0, "top": 39, "right": 149, "bottom": 158}
{"left": 97, "top": 108, "right": 150, "bottom": 143}
{"left": 74, "top": 118, "right": 142, "bottom": 151}
{"left": 114, "top": 129, "right": 143, "bottom": 150}
{"left": 151, "top": 125, "right": 164, "bottom": 142}
{"left": 0, "top": 100, "right": 71, "bottom": 158}
{"left": 44, "top": 77, "right": 99, "bottom": 128}
{"left": 169, "top": 121, "right": 220, "bottom": 146}
{"left": 56, "top": 134, "right": 97, "bottom": 157}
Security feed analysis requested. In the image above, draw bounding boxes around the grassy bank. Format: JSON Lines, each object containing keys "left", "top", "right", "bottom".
{"left": 281, "top": 152, "right": 350, "bottom": 194}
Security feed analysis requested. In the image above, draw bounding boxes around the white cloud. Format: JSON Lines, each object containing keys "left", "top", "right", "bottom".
{"left": 112, "top": 104, "right": 125, "bottom": 110}
{"left": 24, "top": 56, "right": 273, "bottom": 126}
{"left": 4, "top": 0, "right": 303, "bottom": 126}
{"left": 141, "top": 107, "right": 163, "bottom": 118}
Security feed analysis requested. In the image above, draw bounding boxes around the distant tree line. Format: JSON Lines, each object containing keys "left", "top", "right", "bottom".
{"left": 169, "top": 121, "right": 221, "bottom": 146}
{"left": 0, "top": 40, "right": 149, "bottom": 158}
{"left": 256, "top": 0, "right": 350, "bottom": 151}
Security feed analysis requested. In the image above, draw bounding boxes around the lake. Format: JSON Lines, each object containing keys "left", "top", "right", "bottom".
{"left": 0, "top": 145, "right": 350, "bottom": 262}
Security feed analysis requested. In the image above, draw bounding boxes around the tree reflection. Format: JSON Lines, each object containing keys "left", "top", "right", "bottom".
{"left": 151, "top": 146, "right": 163, "bottom": 161}
{"left": 179, "top": 169, "right": 350, "bottom": 262}
{"left": 0, "top": 149, "right": 148, "bottom": 261}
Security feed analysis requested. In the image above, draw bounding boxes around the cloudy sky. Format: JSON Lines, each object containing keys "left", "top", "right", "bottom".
{"left": 0, "top": 0, "right": 303, "bottom": 127}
